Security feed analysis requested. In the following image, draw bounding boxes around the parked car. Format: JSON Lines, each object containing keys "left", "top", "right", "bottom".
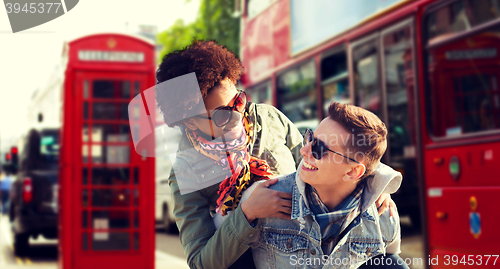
{"left": 9, "top": 128, "right": 59, "bottom": 255}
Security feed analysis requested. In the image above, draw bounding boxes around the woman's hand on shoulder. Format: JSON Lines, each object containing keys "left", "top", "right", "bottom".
{"left": 240, "top": 178, "right": 292, "bottom": 223}
{"left": 376, "top": 193, "right": 397, "bottom": 217}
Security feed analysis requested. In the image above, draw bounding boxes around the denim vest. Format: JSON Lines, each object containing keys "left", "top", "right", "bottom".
{"left": 250, "top": 162, "right": 402, "bottom": 269}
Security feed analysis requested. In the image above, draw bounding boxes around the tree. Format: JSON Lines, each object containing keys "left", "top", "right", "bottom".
{"left": 156, "top": 19, "right": 204, "bottom": 60}
{"left": 157, "top": 0, "right": 240, "bottom": 61}
{"left": 198, "top": 0, "right": 240, "bottom": 55}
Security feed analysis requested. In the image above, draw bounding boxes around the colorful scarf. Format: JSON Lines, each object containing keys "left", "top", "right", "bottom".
{"left": 186, "top": 112, "right": 273, "bottom": 216}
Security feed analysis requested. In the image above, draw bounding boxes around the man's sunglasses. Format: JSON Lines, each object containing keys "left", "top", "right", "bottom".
{"left": 196, "top": 90, "right": 247, "bottom": 127}
{"left": 304, "top": 128, "right": 360, "bottom": 164}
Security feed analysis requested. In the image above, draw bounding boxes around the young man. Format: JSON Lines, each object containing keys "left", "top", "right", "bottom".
{"left": 155, "top": 40, "right": 398, "bottom": 269}
{"left": 246, "top": 102, "right": 405, "bottom": 269}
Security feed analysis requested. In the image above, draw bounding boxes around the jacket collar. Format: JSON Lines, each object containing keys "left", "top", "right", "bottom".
{"left": 291, "top": 160, "right": 310, "bottom": 220}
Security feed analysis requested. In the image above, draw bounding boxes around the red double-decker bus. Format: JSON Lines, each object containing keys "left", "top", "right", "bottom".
{"left": 240, "top": 0, "right": 500, "bottom": 267}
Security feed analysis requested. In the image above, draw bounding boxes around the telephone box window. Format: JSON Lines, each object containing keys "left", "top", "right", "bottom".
{"left": 83, "top": 102, "right": 89, "bottom": 120}
{"left": 82, "top": 211, "right": 88, "bottom": 228}
{"left": 134, "top": 168, "right": 139, "bottom": 185}
{"left": 92, "top": 80, "right": 132, "bottom": 99}
{"left": 91, "top": 168, "right": 130, "bottom": 185}
{"left": 92, "top": 189, "right": 131, "bottom": 207}
{"left": 91, "top": 124, "right": 130, "bottom": 142}
{"left": 92, "top": 232, "right": 130, "bottom": 251}
{"left": 133, "top": 189, "right": 139, "bottom": 207}
{"left": 92, "top": 210, "right": 130, "bottom": 229}
{"left": 92, "top": 103, "right": 129, "bottom": 120}
{"left": 88, "top": 145, "right": 130, "bottom": 164}
{"left": 134, "top": 81, "right": 140, "bottom": 96}
{"left": 83, "top": 80, "right": 89, "bottom": 99}
{"left": 82, "top": 145, "right": 89, "bottom": 163}
{"left": 83, "top": 124, "right": 89, "bottom": 142}
{"left": 82, "top": 189, "right": 88, "bottom": 207}
{"left": 82, "top": 167, "right": 88, "bottom": 185}
{"left": 134, "top": 211, "right": 139, "bottom": 228}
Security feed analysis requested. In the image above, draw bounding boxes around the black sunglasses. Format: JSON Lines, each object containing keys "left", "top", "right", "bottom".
{"left": 196, "top": 90, "right": 247, "bottom": 127}
{"left": 304, "top": 128, "right": 360, "bottom": 164}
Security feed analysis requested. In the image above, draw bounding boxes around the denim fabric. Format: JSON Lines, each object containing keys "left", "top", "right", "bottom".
{"left": 251, "top": 162, "right": 402, "bottom": 269}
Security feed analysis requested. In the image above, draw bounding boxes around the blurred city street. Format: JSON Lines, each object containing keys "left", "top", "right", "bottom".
{"left": 2, "top": 0, "right": 500, "bottom": 268}
{"left": 0, "top": 215, "right": 189, "bottom": 269}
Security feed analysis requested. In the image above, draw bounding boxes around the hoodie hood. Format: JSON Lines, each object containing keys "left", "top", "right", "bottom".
{"left": 359, "top": 162, "right": 402, "bottom": 213}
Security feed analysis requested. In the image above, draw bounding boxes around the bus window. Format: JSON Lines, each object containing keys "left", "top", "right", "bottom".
{"left": 426, "top": 13, "right": 500, "bottom": 137}
{"left": 246, "top": 80, "right": 273, "bottom": 105}
{"left": 382, "top": 22, "right": 420, "bottom": 225}
{"left": 383, "top": 24, "right": 417, "bottom": 160}
{"left": 277, "top": 61, "right": 318, "bottom": 125}
{"left": 352, "top": 38, "right": 381, "bottom": 117}
{"left": 321, "top": 49, "right": 349, "bottom": 114}
{"left": 428, "top": 0, "right": 500, "bottom": 46}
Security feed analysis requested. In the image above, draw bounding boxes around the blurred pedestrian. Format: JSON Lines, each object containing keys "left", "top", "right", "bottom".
{"left": 1, "top": 173, "right": 13, "bottom": 214}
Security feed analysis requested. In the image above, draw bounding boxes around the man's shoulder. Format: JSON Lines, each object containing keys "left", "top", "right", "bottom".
{"left": 267, "top": 173, "right": 296, "bottom": 193}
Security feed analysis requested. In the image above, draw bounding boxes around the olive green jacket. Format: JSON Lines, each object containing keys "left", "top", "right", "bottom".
{"left": 169, "top": 102, "right": 304, "bottom": 269}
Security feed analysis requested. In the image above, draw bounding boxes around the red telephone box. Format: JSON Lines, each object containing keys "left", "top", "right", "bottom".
{"left": 59, "top": 33, "right": 156, "bottom": 269}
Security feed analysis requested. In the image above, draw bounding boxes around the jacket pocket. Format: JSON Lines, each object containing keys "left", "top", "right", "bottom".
{"left": 349, "top": 241, "right": 384, "bottom": 262}
{"left": 264, "top": 231, "right": 308, "bottom": 253}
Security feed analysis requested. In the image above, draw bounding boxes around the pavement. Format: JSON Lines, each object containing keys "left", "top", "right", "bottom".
{"left": 399, "top": 216, "right": 425, "bottom": 269}
{"left": 0, "top": 214, "right": 189, "bottom": 269}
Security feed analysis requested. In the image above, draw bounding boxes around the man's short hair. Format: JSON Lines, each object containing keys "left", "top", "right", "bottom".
{"left": 327, "top": 102, "right": 387, "bottom": 179}
{"left": 155, "top": 40, "right": 243, "bottom": 127}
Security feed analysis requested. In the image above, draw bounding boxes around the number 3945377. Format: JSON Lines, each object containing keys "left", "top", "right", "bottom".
{"left": 442, "top": 255, "right": 499, "bottom": 266}
{"left": 5, "top": 3, "right": 62, "bottom": 14}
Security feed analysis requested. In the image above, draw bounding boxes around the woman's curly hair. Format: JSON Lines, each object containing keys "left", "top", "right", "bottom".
{"left": 155, "top": 40, "right": 243, "bottom": 127}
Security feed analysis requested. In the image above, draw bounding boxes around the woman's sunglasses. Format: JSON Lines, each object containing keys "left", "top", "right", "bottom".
{"left": 196, "top": 90, "right": 247, "bottom": 127}
{"left": 304, "top": 128, "right": 360, "bottom": 164}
